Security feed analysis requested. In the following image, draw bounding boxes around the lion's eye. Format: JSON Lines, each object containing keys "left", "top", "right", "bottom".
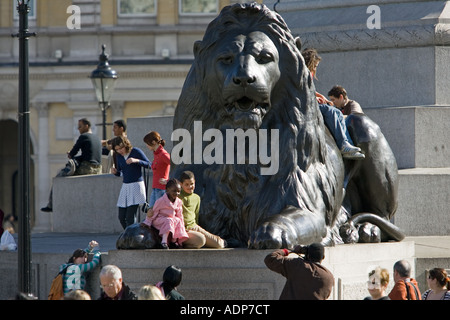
{"left": 218, "top": 54, "right": 234, "bottom": 65}
{"left": 256, "top": 52, "right": 274, "bottom": 64}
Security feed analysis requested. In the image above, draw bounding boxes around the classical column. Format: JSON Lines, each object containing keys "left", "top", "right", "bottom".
{"left": 32, "top": 101, "right": 52, "bottom": 232}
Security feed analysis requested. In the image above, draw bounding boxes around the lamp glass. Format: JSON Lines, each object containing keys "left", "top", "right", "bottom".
{"left": 91, "top": 77, "right": 117, "bottom": 103}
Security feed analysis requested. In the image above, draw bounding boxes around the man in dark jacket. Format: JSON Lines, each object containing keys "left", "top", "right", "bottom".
{"left": 41, "top": 118, "right": 102, "bottom": 212}
{"left": 264, "top": 243, "right": 334, "bottom": 300}
{"left": 98, "top": 264, "right": 137, "bottom": 300}
{"left": 68, "top": 118, "right": 102, "bottom": 175}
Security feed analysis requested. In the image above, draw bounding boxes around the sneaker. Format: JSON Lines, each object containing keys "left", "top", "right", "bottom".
{"left": 340, "top": 141, "right": 361, "bottom": 154}
{"left": 41, "top": 206, "right": 52, "bottom": 212}
{"left": 342, "top": 151, "right": 365, "bottom": 160}
{"left": 160, "top": 242, "right": 169, "bottom": 250}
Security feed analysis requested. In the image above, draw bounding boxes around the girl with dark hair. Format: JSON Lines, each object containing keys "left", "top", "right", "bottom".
{"left": 111, "top": 136, "right": 151, "bottom": 229}
{"left": 422, "top": 268, "right": 450, "bottom": 300}
{"left": 156, "top": 265, "right": 185, "bottom": 300}
{"left": 143, "top": 131, "right": 171, "bottom": 209}
{"left": 60, "top": 241, "right": 101, "bottom": 295}
{"left": 142, "top": 179, "right": 188, "bottom": 249}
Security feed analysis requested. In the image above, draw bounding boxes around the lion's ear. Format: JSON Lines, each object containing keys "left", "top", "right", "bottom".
{"left": 193, "top": 40, "right": 203, "bottom": 59}
{"left": 295, "top": 37, "right": 302, "bottom": 51}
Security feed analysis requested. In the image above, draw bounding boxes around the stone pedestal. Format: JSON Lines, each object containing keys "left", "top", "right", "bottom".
{"left": 0, "top": 239, "right": 416, "bottom": 300}
{"left": 108, "top": 241, "right": 415, "bottom": 300}
{"left": 52, "top": 174, "right": 123, "bottom": 233}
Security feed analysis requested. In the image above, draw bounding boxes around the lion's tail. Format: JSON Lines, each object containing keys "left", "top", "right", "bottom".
{"left": 349, "top": 212, "right": 405, "bottom": 242}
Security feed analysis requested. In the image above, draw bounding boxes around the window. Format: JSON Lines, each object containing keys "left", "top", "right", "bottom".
{"left": 13, "top": 0, "right": 36, "bottom": 20}
{"left": 118, "top": 0, "right": 156, "bottom": 16}
{"left": 179, "top": 0, "right": 218, "bottom": 15}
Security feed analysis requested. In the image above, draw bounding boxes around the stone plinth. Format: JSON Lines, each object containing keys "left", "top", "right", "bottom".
{"left": 0, "top": 240, "right": 416, "bottom": 300}
{"left": 264, "top": 0, "right": 450, "bottom": 108}
{"left": 365, "top": 107, "right": 450, "bottom": 169}
{"left": 108, "top": 240, "right": 414, "bottom": 300}
{"left": 395, "top": 168, "right": 450, "bottom": 236}
{"left": 52, "top": 174, "right": 123, "bottom": 233}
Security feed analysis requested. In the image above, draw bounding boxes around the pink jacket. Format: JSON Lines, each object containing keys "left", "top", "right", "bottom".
{"left": 143, "top": 193, "right": 188, "bottom": 243}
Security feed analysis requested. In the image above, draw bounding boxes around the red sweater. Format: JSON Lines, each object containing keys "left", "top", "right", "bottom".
{"left": 151, "top": 145, "right": 170, "bottom": 190}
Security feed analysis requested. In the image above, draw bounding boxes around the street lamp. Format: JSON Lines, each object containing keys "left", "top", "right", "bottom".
{"left": 12, "top": 0, "right": 36, "bottom": 296}
{"left": 90, "top": 44, "right": 118, "bottom": 140}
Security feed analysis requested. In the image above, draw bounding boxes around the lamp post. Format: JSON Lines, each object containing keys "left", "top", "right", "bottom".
{"left": 90, "top": 44, "right": 118, "bottom": 140}
{"left": 12, "top": 0, "right": 36, "bottom": 295}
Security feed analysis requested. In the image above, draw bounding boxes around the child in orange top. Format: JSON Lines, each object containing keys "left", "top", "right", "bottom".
{"left": 142, "top": 179, "right": 188, "bottom": 249}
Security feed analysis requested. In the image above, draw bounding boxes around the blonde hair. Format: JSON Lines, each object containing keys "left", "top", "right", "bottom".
{"left": 138, "top": 285, "right": 166, "bottom": 300}
{"left": 64, "top": 289, "right": 91, "bottom": 300}
{"left": 369, "top": 267, "right": 390, "bottom": 287}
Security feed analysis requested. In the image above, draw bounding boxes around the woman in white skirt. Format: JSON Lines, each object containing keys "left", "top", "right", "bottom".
{"left": 111, "top": 136, "right": 151, "bottom": 229}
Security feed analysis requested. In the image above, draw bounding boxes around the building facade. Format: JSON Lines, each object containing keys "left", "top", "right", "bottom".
{"left": 0, "top": 0, "right": 262, "bottom": 230}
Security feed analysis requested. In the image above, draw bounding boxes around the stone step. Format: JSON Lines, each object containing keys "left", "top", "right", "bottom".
{"left": 365, "top": 107, "right": 450, "bottom": 169}
{"left": 107, "top": 241, "right": 414, "bottom": 300}
{"left": 3, "top": 233, "right": 448, "bottom": 300}
{"left": 396, "top": 168, "right": 450, "bottom": 236}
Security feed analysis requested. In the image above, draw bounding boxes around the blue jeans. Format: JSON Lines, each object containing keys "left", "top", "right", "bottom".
{"left": 318, "top": 103, "right": 353, "bottom": 148}
{"left": 149, "top": 188, "right": 165, "bottom": 208}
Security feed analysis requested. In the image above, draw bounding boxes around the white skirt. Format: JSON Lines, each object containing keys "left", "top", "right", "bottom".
{"left": 117, "top": 181, "right": 146, "bottom": 208}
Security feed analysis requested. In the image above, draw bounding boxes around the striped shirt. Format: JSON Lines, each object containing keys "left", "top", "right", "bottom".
{"left": 60, "top": 248, "right": 101, "bottom": 294}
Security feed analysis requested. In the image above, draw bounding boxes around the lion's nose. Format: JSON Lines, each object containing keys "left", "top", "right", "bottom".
{"left": 233, "top": 73, "right": 256, "bottom": 87}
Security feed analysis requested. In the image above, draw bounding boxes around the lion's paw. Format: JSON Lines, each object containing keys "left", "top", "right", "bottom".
{"left": 248, "top": 222, "right": 296, "bottom": 249}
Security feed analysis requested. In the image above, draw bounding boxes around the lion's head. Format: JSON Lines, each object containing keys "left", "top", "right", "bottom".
{"left": 172, "top": 3, "right": 343, "bottom": 247}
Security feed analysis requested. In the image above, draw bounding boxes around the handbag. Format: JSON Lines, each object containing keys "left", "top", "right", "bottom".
{"left": 140, "top": 164, "right": 151, "bottom": 214}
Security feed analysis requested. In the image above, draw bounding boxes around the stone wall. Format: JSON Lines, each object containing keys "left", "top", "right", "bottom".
{"left": 0, "top": 240, "right": 415, "bottom": 300}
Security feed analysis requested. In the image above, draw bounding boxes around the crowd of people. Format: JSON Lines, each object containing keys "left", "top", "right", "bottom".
{"left": 265, "top": 243, "right": 450, "bottom": 301}
{"left": 50, "top": 259, "right": 184, "bottom": 300}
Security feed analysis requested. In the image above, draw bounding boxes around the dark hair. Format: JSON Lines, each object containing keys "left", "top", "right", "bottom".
{"left": 79, "top": 118, "right": 91, "bottom": 128}
{"left": 162, "top": 265, "right": 182, "bottom": 292}
{"left": 114, "top": 119, "right": 127, "bottom": 132}
{"left": 327, "top": 85, "right": 348, "bottom": 99}
{"left": 305, "top": 243, "right": 325, "bottom": 263}
{"left": 111, "top": 136, "right": 133, "bottom": 153}
{"left": 165, "top": 178, "right": 181, "bottom": 191}
{"left": 68, "top": 249, "right": 87, "bottom": 263}
{"left": 180, "top": 171, "right": 195, "bottom": 183}
{"left": 429, "top": 268, "right": 450, "bottom": 289}
{"left": 143, "top": 131, "right": 165, "bottom": 147}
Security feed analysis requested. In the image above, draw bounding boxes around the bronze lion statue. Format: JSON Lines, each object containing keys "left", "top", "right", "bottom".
{"left": 165, "top": 3, "right": 403, "bottom": 249}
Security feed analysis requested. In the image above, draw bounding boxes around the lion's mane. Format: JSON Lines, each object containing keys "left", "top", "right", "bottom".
{"left": 173, "top": 3, "right": 344, "bottom": 246}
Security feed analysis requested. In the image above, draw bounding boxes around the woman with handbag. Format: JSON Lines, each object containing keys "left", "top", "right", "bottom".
{"left": 111, "top": 136, "right": 151, "bottom": 229}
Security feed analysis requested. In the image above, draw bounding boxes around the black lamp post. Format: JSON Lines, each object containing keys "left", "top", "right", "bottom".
{"left": 90, "top": 45, "right": 118, "bottom": 140}
{"left": 12, "top": 0, "right": 36, "bottom": 296}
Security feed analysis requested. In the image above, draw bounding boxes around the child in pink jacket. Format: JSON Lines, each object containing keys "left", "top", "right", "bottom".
{"left": 142, "top": 179, "right": 188, "bottom": 249}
